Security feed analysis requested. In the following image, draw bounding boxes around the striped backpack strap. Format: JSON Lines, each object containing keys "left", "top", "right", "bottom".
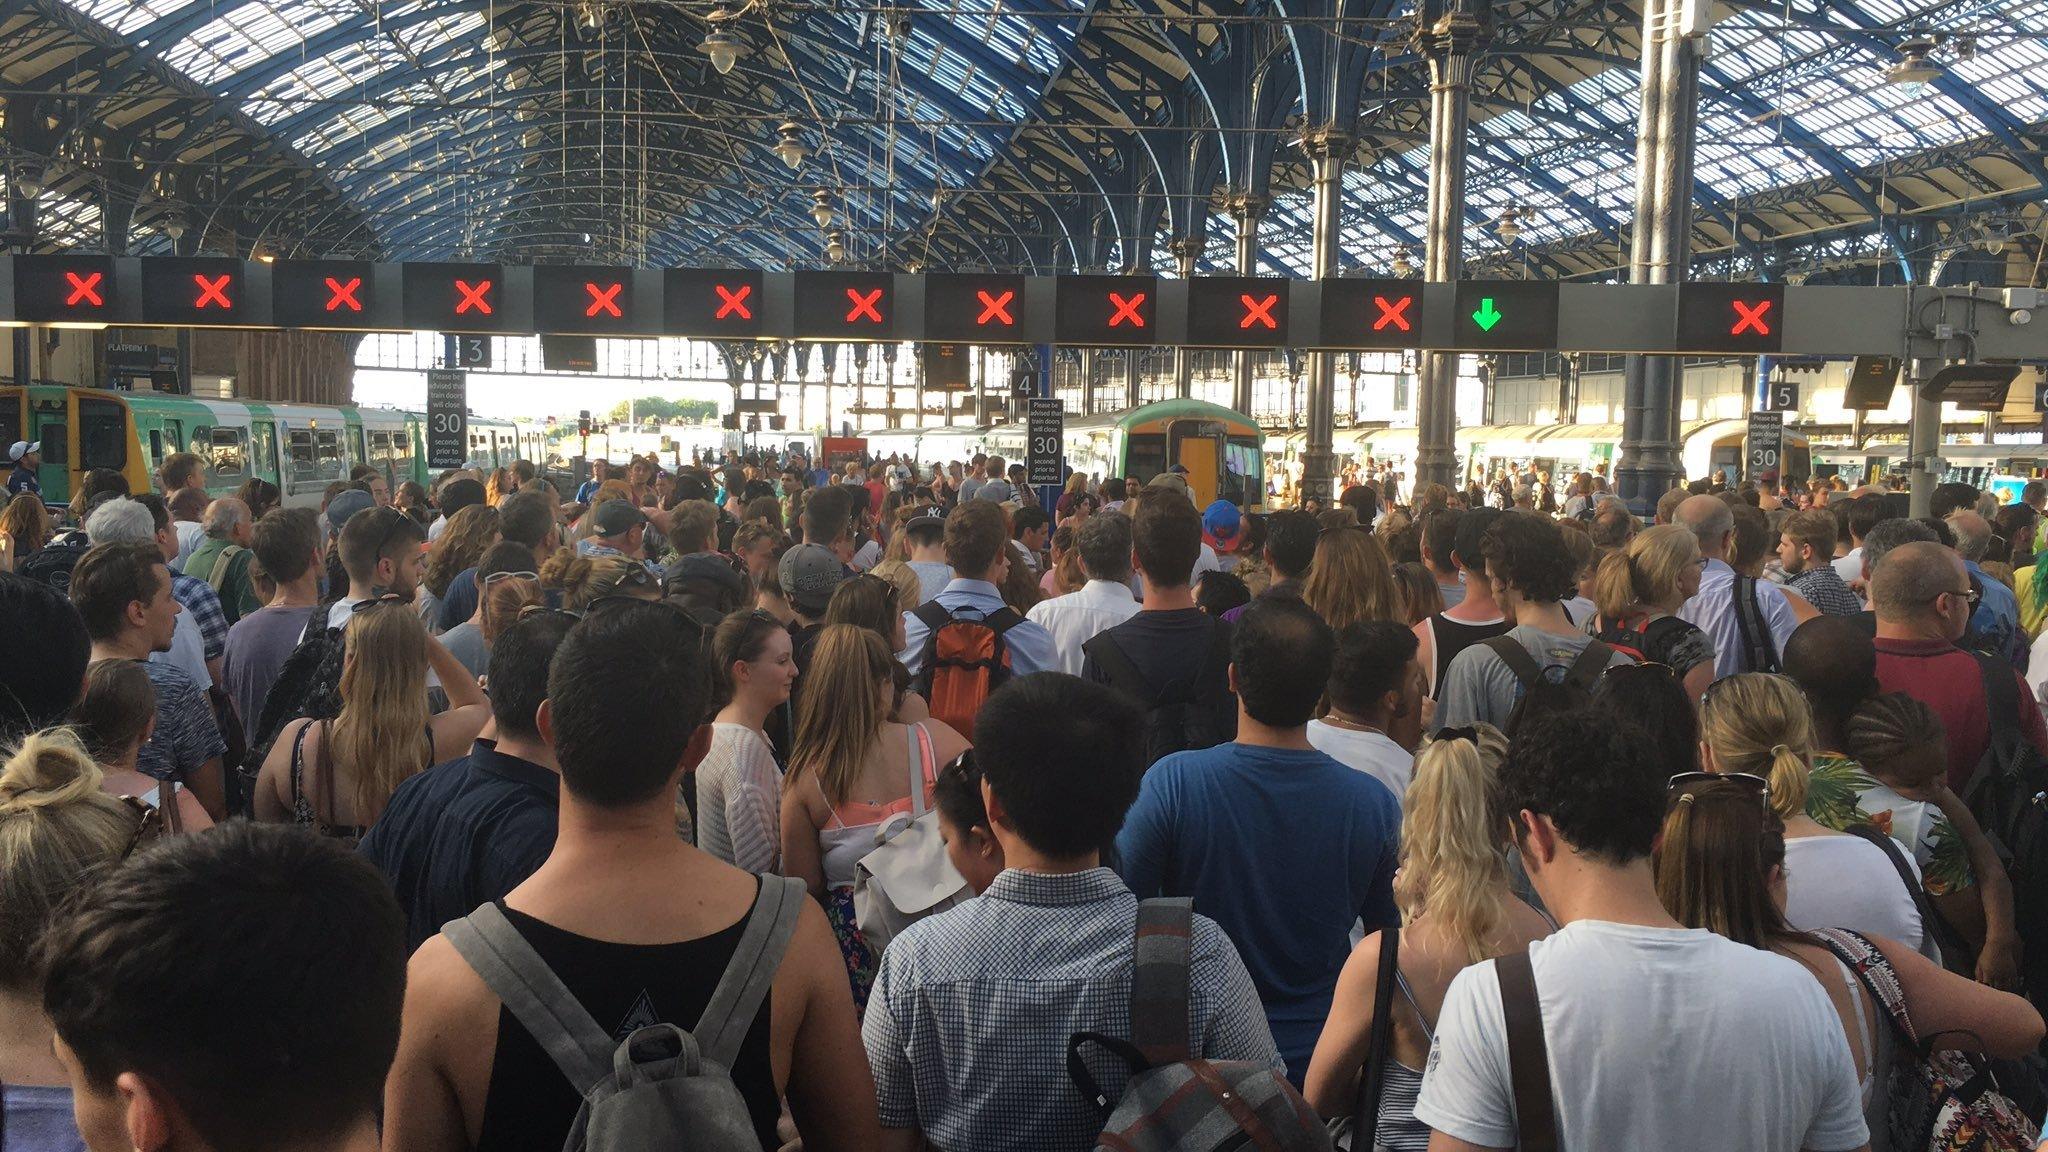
{"left": 1129, "top": 897, "right": 1194, "bottom": 1067}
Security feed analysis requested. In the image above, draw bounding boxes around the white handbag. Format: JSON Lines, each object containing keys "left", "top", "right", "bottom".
{"left": 852, "top": 724, "right": 970, "bottom": 955}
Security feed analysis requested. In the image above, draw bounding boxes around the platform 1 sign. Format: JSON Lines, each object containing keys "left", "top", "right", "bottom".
{"left": 426, "top": 370, "right": 468, "bottom": 470}
{"left": 1746, "top": 411, "right": 1785, "bottom": 480}
{"left": 1027, "top": 398, "right": 1064, "bottom": 488}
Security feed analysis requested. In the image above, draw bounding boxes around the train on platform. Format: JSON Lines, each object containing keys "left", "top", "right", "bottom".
{"left": 0, "top": 383, "right": 546, "bottom": 509}
{"left": 853, "top": 398, "right": 1266, "bottom": 511}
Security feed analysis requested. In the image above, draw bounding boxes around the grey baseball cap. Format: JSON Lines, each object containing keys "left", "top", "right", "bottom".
{"left": 778, "top": 542, "right": 846, "bottom": 616}
{"left": 592, "top": 500, "right": 648, "bottom": 538}
{"left": 325, "top": 488, "right": 376, "bottom": 530}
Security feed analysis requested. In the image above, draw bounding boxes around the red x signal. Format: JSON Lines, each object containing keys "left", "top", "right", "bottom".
{"left": 584, "top": 281, "right": 624, "bottom": 318}
{"left": 324, "top": 277, "right": 362, "bottom": 313}
{"left": 1730, "top": 299, "right": 1772, "bottom": 336}
{"left": 1372, "top": 294, "right": 1413, "bottom": 332}
{"left": 63, "top": 271, "right": 103, "bottom": 307}
{"left": 845, "top": 288, "right": 884, "bottom": 324}
{"left": 193, "top": 274, "right": 232, "bottom": 310}
{"left": 1239, "top": 293, "right": 1279, "bottom": 330}
{"left": 454, "top": 279, "right": 493, "bottom": 315}
{"left": 714, "top": 283, "right": 752, "bottom": 320}
{"left": 976, "top": 290, "right": 1015, "bottom": 326}
{"left": 1107, "top": 292, "right": 1146, "bottom": 328}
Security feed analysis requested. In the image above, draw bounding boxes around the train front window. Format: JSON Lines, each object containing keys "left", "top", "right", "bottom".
{"left": 78, "top": 398, "right": 127, "bottom": 472}
{"left": 1125, "top": 434, "right": 1166, "bottom": 485}
{"left": 1225, "top": 438, "right": 1262, "bottom": 506}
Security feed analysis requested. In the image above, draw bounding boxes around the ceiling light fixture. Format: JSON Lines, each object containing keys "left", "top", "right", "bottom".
{"left": 699, "top": 26, "right": 746, "bottom": 75}
{"left": 1496, "top": 208, "right": 1524, "bottom": 244}
{"left": 825, "top": 231, "right": 847, "bottom": 264}
{"left": 773, "top": 122, "right": 809, "bottom": 170}
{"left": 1391, "top": 245, "right": 1415, "bottom": 277}
{"left": 1886, "top": 36, "right": 1944, "bottom": 88}
{"left": 810, "top": 189, "right": 837, "bottom": 229}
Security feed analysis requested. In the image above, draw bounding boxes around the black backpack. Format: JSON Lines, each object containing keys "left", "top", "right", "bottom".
{"left": 1963, "top": 651, "right": 2048, "bottom": 1004}
{"left": 1483, "top": 635, "right": 1616, "bottom": 741}
{"left": 1732, "top": 574, "right": 1781, "bottom": 674}
{"left": 245, "top": 601, "right": 350, "bottom": 802}
{"left": 1084, "top": 619, "right": 1234, "bottom": 768}
{"left": 18, "top": 529, "right": 90, "bottom": 592}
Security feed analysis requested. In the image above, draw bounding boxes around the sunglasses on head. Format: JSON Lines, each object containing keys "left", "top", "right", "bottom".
{"left": 1666, "top": 771, "right": 1770, "bottom": 808}
{"left": 483, "top": 569, "right": 540, "bottom": 586}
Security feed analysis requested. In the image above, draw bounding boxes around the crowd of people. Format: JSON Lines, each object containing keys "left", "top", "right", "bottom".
{"left": 1, "top": 440, "right": 2047, "bottom": 1152}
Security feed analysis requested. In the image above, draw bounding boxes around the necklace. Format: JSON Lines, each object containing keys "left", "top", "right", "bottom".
{"left": 1320, "top": 710, "right": 1386, "bottom": 736}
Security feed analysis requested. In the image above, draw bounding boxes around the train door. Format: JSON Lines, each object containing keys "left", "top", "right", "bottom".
{"left": 26, "top": 393, "right": 67, "bottom": 497}
{"left": 1167, "top": 418, "right": 1228, "bottom": 506}
{"left": 347, "top": 425, "right": 367, "bottom": 474}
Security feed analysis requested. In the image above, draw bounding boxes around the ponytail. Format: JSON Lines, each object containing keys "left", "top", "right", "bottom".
{"left": 1764, "top": 742, "right": 1810, "bottom": 821}
{"left": 1592, "top": 548, "right": 1637, "bottom": 620}
{"left": 0, "top": 729, "right": 134, "bottom": 987}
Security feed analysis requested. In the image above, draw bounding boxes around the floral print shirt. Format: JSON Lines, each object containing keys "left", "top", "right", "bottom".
{"left": 1805, "top": 752, "right": 1974, "bottom": 896}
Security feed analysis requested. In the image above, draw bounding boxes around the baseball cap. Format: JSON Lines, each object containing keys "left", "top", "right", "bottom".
{"left": 7, "top": 441, "right": 38, "bottom": 463}
{"left": 1203, "top": 500, "right": 1242, "bottom": 543}
{"left": 1146, "top": 472, "right": 1192, "bottom": 500}
{"left": 779, "top": 542, "right": 846, "bottom": 616}
{"left": 905, "top": 505, "right": 947, "bottom": 531}
{"left": 325, "top": 488, "right": 376, "bottom": 530}
{"left": 592, "top": 500, "right": 648, "bottom": 538}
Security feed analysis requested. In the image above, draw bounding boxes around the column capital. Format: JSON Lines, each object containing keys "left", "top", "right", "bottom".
{"left": 1225, "top": 192, "right": 1269, "bottom": 223}
{"left": 1169, "top": 234, "right": 1203, "bottom": 276}
{"left": 1297, "top": 128, "right": 1352, "bottom": 162}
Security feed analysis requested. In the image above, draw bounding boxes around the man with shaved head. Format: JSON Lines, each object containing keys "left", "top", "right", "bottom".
{"left": 1945, "top": 509, "right": 2023, "bottom": 666}
{"left": 1872, "top": 540, "right": 2048, "bottom": 789}
{"left": 1676, "top": 493, "right": 1797, "bottom": 678}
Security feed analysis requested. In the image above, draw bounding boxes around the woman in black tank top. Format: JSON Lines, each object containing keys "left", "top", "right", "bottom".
{"left": 475, "top": 888, "right": 782, "bottom": 1150}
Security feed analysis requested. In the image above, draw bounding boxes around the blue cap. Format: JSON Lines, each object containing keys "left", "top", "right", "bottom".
{"left": 1202, "top": 499, "right": 1241, "bottom": 542}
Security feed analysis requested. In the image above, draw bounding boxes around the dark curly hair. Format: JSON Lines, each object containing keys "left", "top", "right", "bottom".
{"left": 1480, "top": 512, "right": 1579, "bottom": 604}
{"left": 1501, "top": 710, "right": 1666, "bottom": 865}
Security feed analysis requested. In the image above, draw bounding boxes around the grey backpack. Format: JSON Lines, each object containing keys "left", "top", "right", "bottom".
{"left": 443, "top": 875, "right": 805, "bottom": 1152}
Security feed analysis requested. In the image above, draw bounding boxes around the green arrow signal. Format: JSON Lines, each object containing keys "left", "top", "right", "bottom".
{"left": 1472, "top": 297, "right": 1504, "bottom": 331}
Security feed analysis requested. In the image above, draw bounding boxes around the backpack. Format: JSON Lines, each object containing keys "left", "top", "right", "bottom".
{"left": 1596, "top": 613, "right": 1691, "bottom": 666}
{"left": 1083, "top": 620, "right": 1233, "bottom": 767}
{"left": 1962, "top": 652, "right": 2048, "bottom": 1002}
{"left": 1069, "top": 899, "right": 1332, "bottom": 1152}
{"left": 1481, "top": 635, "right": 1615, "bottom": 741}
{"left": 443, "top": 876, "right": 806, "bottom": 1152}
{"left": 910, "top": 601, "right": 1021, "bottom": 741}
{"left": 246, "top": 602, "right": 350, "bottom": 800}
{"left": 1732, "top": 574, "right": 1781, "bottom": 674}
{"left": 1810, "top": 927, "right": 2044, "bottom": 1151}
{"left": 17, "top": 529, "right": 89, "bottom": 592}
{"left": 851, "top": 724, "right": 969, "bottom": 955}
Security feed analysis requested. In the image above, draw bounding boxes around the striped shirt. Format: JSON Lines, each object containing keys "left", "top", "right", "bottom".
{"left": 862, "top": 867, "right": 1281, "bottom": 1152}
{"left": 137, "top": 660, "right": 226, "bottom": 785}
{"left": 170, "top": 571, "right": 229, "bottom": 661}
{"left": 692, "top": 723, "right": 782, "bottom": 874}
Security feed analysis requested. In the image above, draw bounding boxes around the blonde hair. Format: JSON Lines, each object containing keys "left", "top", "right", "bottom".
{"left": 1593, "top": 523, "right": 1698, "bottom": 619}
{"left": 1301, "top": 528, "right": 1400, "bottom": 631}
{"left": 480, "top": 575, "right": 542, "bottom": 644}
{"left": 329, "top": 606, "right": 433, "bottom": 820}
{"left": 787, "top": 625, "right": 894, "bottom": 805}
{"left": 539, "top": 548, "right": 644, "bottom": 612}
{"left": 0, "top": 729, "right": 134, "bottom": 986}
{"left": 1395, "top": 725, "right": 1514, "bottom": 964}
{"left": 865, "top": 559, "right": 924, "bottom": 616}
{"left": 1699, "top": 672, "right": 1814, "bottom": 820}
{"left": 424, "top": 503, "right": 500, "bottom": 597}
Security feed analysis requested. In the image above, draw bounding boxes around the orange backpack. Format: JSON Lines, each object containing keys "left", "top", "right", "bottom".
{"left": 910, "top": 602, "right": 1022, "bottom": 740}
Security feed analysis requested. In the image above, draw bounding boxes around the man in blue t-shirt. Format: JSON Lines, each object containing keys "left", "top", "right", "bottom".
{"left": 1115, "top": 596, "right": 1400, "bottom": 1085}
{"left": 573, "top": 457, "right": 611, "bottom": 504}
{"left": 6, "top": 440, "right": 40, "bottom": 498}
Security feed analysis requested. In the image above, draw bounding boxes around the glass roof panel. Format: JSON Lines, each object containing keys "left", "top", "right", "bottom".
{"left": 162, "top": 0, "right": 355, "bottom": 86}
{"left": 56, "top": 0, "right": 194, "bottom": 37}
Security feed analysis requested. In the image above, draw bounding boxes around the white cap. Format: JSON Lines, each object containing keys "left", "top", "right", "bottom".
{"left": 7, "top": 441, "right": 37, "bottom": 463}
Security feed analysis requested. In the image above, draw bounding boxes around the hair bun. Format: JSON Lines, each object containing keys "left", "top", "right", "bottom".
{"left": 0, "top": 730, "right": 106, "bottom": 815}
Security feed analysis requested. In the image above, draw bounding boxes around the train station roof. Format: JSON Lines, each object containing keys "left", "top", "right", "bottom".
{"left": 0, "top": 0, "right": 2040, "bottom": 284}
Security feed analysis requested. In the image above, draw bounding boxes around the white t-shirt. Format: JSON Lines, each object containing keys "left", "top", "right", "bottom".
{"left": 1304, "top": 721, "right": 1411, "bottom": 811}
{"left": 1416, "top": 920, "right": 1868, "bottom": 1152}
{"left": 1783, "top": 833, "right": 1935, "bottom": 960}
{"left": 1831, "top": 548, "right": 1863, "bottom": 585}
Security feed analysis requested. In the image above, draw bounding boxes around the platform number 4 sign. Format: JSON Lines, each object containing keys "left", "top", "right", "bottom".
{"left": 455, "top": 335, "right": 491, "bottom": 369}
{"left": 1769, "top": 380, "right": 1799, "bottom": 413}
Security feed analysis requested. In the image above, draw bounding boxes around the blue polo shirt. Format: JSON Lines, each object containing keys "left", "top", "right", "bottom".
{"left": 358, "top": 740, "right": 560, "bottom": 952}
{"left": 6, "top": 464, "right": 37, "bottom": 497}
{"left": 1114, "top": 740, "right": 1400, "bottom": 1084}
